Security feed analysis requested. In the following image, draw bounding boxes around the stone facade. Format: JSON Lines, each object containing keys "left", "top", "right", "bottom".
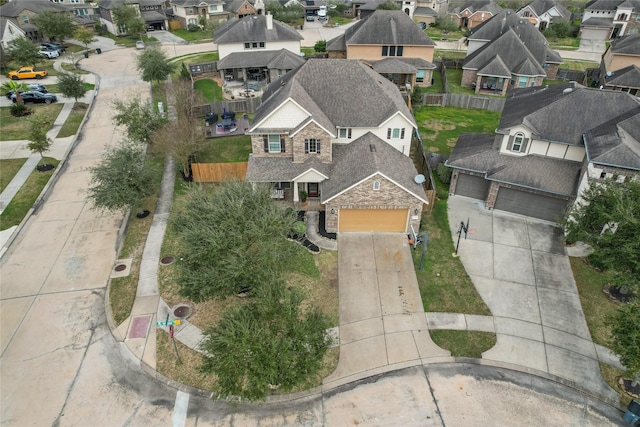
{"left": 292, "top": 122, "right": 332, "bottom": 163}
{"left": 325, "top": 175, "right": 425, "bottom": 233}
{"left": 545, "top": 63, "right": 559, "bottom": 80}
{"left": 250, "top": 134, "right": 293, "bottom": 158}
{"left": 328, "top": 51, "right": 347, "bottom": 59}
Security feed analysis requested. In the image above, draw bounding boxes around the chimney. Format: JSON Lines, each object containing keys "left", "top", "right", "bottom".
{"left": 266, "top": 12, "right": 273, "bottom": 30}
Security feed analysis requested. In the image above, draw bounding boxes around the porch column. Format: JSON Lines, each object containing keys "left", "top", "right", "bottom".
{"left": 293, "top": 181, "right": 299, "bottom": 202}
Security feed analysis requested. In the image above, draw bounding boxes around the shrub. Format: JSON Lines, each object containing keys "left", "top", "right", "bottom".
{"left": 436, "top": 162, "right": 452, "bottom": 184}
{"left": 313, "top": 40, "right": 327, "bottom": 52}
{"left": 10, "top": 103, "right": 31, "bottom": 117}
{"left": 187, "top": 23, "right": 199, "bottom": 32}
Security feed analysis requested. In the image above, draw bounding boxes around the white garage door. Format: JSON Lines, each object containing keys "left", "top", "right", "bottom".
{"left": 581, "top": 28, "right": 609, "bottom": 41}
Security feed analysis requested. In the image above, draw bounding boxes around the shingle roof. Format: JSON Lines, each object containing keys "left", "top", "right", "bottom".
{"left": 581, "top": 16, "right": 614, "bottom": 27}
{"left": 327, "top": 10, "right": 435, "bottom": 50}
{"left": 172, "top": 0, "right": 225, "bottom": 6}
{"left": 605, "top": 64, "right": 640, "bottom": 88}
{"left": 0, "top": 0, "right": 70, "bottom": 16}
{"left": 585, "top": 111, "right": 640, "bottom": 170}
{"left": 414, "top": 6, "right": 438, "bottom": 16}
{"left": 447, "top": 133, "right": 582, "bottom": 195}
{"left": 610, "top": 33, "right": 640, "bottom": 56}
{"left": 245, "top": 156, "right": 331, "bottom": 182}
{"left": 251, "top": 59, "right": 416, "bottom": 132}
{"left": 214, "top": 14, "right": 302, "bottom": 44}
{"left": 371, "top": 58, "right": 418, "bottom": 73}
{"left": 521, "top": 0, "right": 571, "bottom": 20}
{"left": 585, "top": 0, "right": 623, "bottom": 10}
{"left": 455, "top": 0, "right": 503, "bottom": 15}
{"left": 477, "top": 55, "right": 511, "bottom": 77}
{"left": 216, "top": 48, "right": 303, "bottom": 69}
{"left": 395, "top": 57, "right": 437, "bottom": 69}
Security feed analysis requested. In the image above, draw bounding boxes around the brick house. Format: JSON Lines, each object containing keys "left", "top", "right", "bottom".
{"left": 245, "top": 59, "right": 429, "bottom": 233}
{"left": 446, "top": 82, "right": 640, "bottom": 222}
{"left": 167, "top": 0, "right": 228, "bottom": 29}
{"left": 98, "top": 0, "right": 167, "bottom": 35}
{"left": 448, "top": 0, "right": 502, "bottom": 29}
{"left": 580, "top": 0, "right": 640, "bottom": 41}
{"left": 516, "top": 0, "right": 571, "bottom": 31}
{"left": 598, "top": 34, "right": 640, "bottom": 94}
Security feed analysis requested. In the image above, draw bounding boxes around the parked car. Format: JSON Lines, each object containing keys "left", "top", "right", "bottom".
{"left": 11, "top": 91, "right": 57, "bottom": 104}
{"left": 5, "top": 84, "right": 48, "bottom": 99}
{"left": 306, "top": 14, "right": 314, "bottom": 21}
{"left": 38, "top": 49, "right": 60, "bottom": 59}
{"left": 40, "top": 42, "right": 66, "bottom": 53}
{"left": 136, "top": 41, "right": 145, "bottom": 49}
{"left": 7, "top": 67, "right": 48, "bottom": 80}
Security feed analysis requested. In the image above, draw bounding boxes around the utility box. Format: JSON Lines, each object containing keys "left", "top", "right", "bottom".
{"left": 624, "top": 400, "right": 640, "bottom": 426}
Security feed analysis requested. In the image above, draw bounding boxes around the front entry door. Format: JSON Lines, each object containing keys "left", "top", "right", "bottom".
{"left": 308, "top": 183, "right": 319, "bottom": 197}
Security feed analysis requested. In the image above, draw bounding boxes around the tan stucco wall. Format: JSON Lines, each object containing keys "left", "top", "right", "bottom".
{"left": 346, "top": 45, "right": 435, "bottom": 62}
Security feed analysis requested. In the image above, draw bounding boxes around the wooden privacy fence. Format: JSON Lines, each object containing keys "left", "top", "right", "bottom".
{"left": 192, "top": 162, "right": 248, "bottom": 182}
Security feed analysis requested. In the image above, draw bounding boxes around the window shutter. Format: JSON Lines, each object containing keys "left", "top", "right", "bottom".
{"left": 521, "top": 138, "right": 529, "bottom": 153}
{"left": 507, "top": 136, "right": 514, "bottom": 150}
{"left": 280, "top": 137, "right": 285, "bottom": 152}
{"left": 387, "top": 128, "right": 391, "bottom": 139}
{"left": 348, "top": 128, "right": 352, "bottom": 139}
{"left": 304, "top": 140, "right": 309, "bottom": 154}
{"left": 263, "top": 135, "right": 268, "bottom": 152}
{"left": 400, "top": 128, "right": 405, "bottom": 139}
{"left": 317, "top": 141, "right": 321, "bottom": 154}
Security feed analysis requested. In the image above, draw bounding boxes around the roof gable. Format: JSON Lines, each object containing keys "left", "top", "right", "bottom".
{"left": 605, "top": 64, "right": 640, "bottom": 87}
{"left": 611, "top": 34, "right": 640, "bottom": 56}
{"left": 585, "top": 111, "right": 640, "bottom": 170}
{"left": 214, "top": 14, "right": 303, "bottom": 44}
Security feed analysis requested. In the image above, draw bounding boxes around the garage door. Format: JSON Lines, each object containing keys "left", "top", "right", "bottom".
{"left": 339, "top": 209, "right": 408, "bottom": 232}
{"left": 581, "top": 28, "right": 608, "bottom": 41}
{"left": 494, "top": 188, "right": 569, "bottom": 222}
{"left": 455, "top": 173, "right": 490, "bottom": 200}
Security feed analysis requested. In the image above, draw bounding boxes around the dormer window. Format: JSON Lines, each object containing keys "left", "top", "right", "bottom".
{"left": 512, "top": 132, "right": 525, "bottom": 152}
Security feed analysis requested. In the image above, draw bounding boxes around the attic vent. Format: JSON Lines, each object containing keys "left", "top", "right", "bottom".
{"left": 563, "top": 88, "right": 573, "bottom": 94}
{"left": 369, "top": 144, "right": 376, "bottom": 152}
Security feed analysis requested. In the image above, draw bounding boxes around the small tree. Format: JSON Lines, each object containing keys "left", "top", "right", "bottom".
{"left": 112, "top": 99, "right": 167, "bottom": 145}
{"left": 1, "top": 81, "right": 27, "bottom": 104}
{"left": 313, "top": 40, "right": 327, "bottom": 53}
{"left": 376, "top": 2, "right": 400, "bottom": 9}
{"left": 33, "top": 10, "right": 75, "bottom": 41}
{"left": 74, "top": 27, "right": 97, "bottom": 51}
{"left": 27, "top": 117, "right": 53, "bottom": 168}
{"left": 112, "top": 5, "right": 145, "bottom": 36}
{"left": 607, "top": 300, "right": 640, "bottom": 388}
{"left": 7, "top": 38, "right": 41, "bottom": 68}
{"left": 87, "top": 142, "right": 158, "bottom": 215}
{"left": 136, "top": 48, "right": 175, "bottom": 85}
{"left": 57, "top": 72, "right": 88, "bottom": 102}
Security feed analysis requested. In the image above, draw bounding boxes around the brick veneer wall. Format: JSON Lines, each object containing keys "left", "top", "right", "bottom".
{"left": 250, "top": 134, "right": 293, "bottom": 158}
{"left": 325, "top": 175, "right": 424, "bottom": 233}
{"left": 461, "top": 69, "right": 478, "bottom": 87}
{"left": 546, "top": 63, "right": 560, "bottom": 79}
{"left": 328, "top": 51, "right": 347, "bottom": 59}
{"left": 292, "top": 122, "right": 332, "bottom": 163}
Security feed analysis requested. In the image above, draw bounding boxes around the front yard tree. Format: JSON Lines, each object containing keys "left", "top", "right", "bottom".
{"left": 87, "top": 142, "right": 158, "bottom": 215}
{"left": 562, "top": 178, "right": 640, "bottom": 294}
{"left": 376, "top": 1, "right": 400, "bottom": 9}
{"left": 112, "top": 99, "right": 167, "bottom": 145}
{"left": 200, "top": 281, "right": 331, "bottom": 400}
{"left": 172, "top": 181, "right": 299, "bottom": 300}
{"left": 112, "top": 5, "right": 145, "bottom": 37}
{"left": 33, "top": 10, "right": 75, "bottom": 41}
{"left": 607, "top": 300, "right": 640, "bottom": 388}
{"left": 74, "top": 27, "right": 97, "bottom": 51}
{"left": 7, "top": 38, "right": 41, "bottom": 68}
{"left": 57, "top": 72, "right": 88, "bottom": 102}
{"left": 136, "top": 48, "right": 174, "bottom": 85}
{"left": 27, "top": 117, "right": 53, "bottom": 169}
{"left": 1, "top": 81, "right": 26, "bottom": 104}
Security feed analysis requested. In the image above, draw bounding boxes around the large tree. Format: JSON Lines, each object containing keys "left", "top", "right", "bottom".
{"left": 112, "top": 5, "right": 145, "bottom": 36}
{"left": 7, "top": 38, "right": 41, "bottom": 68}
{"left": 27, "top": 117, "right": 54, "bottom": 168}
{"left": 136, "top": 48, "right": 174, "bottom": 85}
{"left": 87, "top": 142, "right": 158, "bottom": 215}
{"left": 57, "top": 72, "right": 88, "bottom": 102}
{"left": 33, "top": 10, "right": 75, "bottom": 42}
{"left": 562, "top": 178, "right": 640, "bottom": 293}
{"left": 607, "top": 300, "right": 640, "bottom": 387}
{"left": 74, "top": 27, "right": 97, "bottom": 51}
{"left": 112, "top": 99, "right": 167, "bottom": 145}
{"left": 200, "top": 280, "right": 331, "bottom": 400}
{"left": 172, "top": 181, "right": 299, "bottom": 301}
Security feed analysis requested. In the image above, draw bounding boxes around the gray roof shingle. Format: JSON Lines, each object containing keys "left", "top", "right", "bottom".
{"left": 216, "top": 48, "right": 303, "bottom": 69}
{"left": 455, "top": 0, "right": 503, "bottom": 15}
{"left": 371, "top": 58, "right": 418, "bottom": 73}
{"left": 214, "top": 14, "right": 302, "bottom": 44}
{"left": 610, "top": 33, "right": 640, "bottom": 56}
{"left": 605, "top": 64, "right": 640, "bottom": 88}
{"left": 520, "top": 0, "right": 571, "bottom": 21}
{"left": 585, "top": 111, "right": 640, "bottom": 170}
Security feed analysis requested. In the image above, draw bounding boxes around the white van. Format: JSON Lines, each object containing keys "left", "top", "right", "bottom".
{"left": 318, "top": 5, "right": 327, "bottom": 20}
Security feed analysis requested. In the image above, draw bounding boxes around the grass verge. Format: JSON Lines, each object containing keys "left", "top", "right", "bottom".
{"left": 194, "top": 135, "right": 252, "bottom": 163}
{"left": 193, "top": 79, "right": 223, "bottom": 102}
{"left": 170, "top": 29, "right": 213, "bottom": 42}
{"left": 414, "top": 105, "right": 501, "bottom": 155}
{"left": 430, "top": 330, "right": 497, "bottom": 358}
{"left": 57, "top": 103, "right": 88, "bottom": 138}
{"left": 0, "top": 158, "right": 27, "bottom": 193}
{"left": 0, "top": 158, "right": 59, "bottom": 230}
{"left": 0, "top": 104, "right": 64, "bottom": 141}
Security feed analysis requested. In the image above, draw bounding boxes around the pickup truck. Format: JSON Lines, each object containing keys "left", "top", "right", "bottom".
{"left": 8, "top": 67, "right": 48, "bottom": 80}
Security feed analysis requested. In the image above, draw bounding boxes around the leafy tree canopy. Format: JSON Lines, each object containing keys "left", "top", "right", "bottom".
{"left": 57, "top": 72, "right": 88, "bottom": 102}
{"left": 172, "top": 181, "right": 300, "bottom": 301}
{"left": 314, "top": 40, "right": 327, "bottom": 52}
{"left": 136, "top": 48, "right": 174, "bottom": 85}
{"left": 607, "top": 300, "right": 640, "bottom": 385}
{"left": 112, "top": 98, "right": 167, "bottom": 145}
{"left": 7, "top": 38, "right": 41, "bottom": 68}
{"left": 376, "top": 2, "right": 400, "bottom": 10}
{"left": 74, "top": 27, "right": 97, "bottom": 50}
{"left": 33, "top": 10, "right": 75, "bottom": 41}
{"left": 112, "top": 5, "right": 145, "bottom": 36}
{"left": 27, "top": 116, "right": 53, "bottom": 166}
{"left": 265, "top": 1, "right": 303, "bottom": 24}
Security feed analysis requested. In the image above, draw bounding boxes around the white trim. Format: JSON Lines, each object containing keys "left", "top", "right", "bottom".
{"left": 378, "top": 111, "right": 417, "bottom": 130}
{"left": 292, "top": 168, "right": 329, "bottom": 181}
{"left": 289, "top": 118, "right": 335, "bottom": 138}
{"left": 248, "top": 98, "right": 312, "bottom": 131}
{"left": 323, "top": 172, "right": 429, "bottom": 204}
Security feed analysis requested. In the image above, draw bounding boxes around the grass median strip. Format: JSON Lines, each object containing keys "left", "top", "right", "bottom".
{"left": 0, "top": 158, "right": 27, "bottom": 193}
{"left": 57, "top": 103, "right": 88, "bottom": 138}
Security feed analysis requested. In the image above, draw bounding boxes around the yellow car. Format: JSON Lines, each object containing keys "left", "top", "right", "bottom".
{"left": 8, "top": 67, "right": 48, "bottom": 80}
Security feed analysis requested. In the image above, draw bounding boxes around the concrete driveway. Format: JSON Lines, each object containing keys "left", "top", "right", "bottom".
{"left": 447, "top": 196, "right": 617, "bottom": 401}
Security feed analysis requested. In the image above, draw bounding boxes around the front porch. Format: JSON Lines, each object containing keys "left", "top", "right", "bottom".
{"left": 269, "top": 184, "right": 325, "bottom": 211}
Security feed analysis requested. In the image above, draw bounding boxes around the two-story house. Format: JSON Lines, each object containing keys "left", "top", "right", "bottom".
{"left": 168, "top": 0, "right": 228, "bottom": 29}
{"left": 580, "top": 0, "right": 640, "bottom": 40}
{"left": 0, "top": 0, "right": 76, "bottom": 41}
{"left": 446, "top": 82, "right": 640, "bottom": 222}
{"left": 214, "top": 13, "right": 304, "bottom": 83}
{"left": 98, "top": 0, "right": 168, "bottom": 35}
{"left": 224, "top": 0, "right": 261, "bottom": 19}
{"left": 448, "top": 0, "right": 503, "bottom": 29}
{"left": 245, "top": 59, "right": 429, "bottom": 233}
{"left": 516, "top": 0, "right": 571, "bottom": 31}
{"left": 462, "top": 10, "right": 563, "bottom": 95}
{"left": 327, "top": 10, "right": 437, "bottom": 90}
{"left": 598, "top": 33, "right": 640, "bottom": 95}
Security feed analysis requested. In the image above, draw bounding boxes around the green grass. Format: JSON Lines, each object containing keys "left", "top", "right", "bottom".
{"left": 194, "top": 135, "right": 252, "bottom": 163}
{"left": 193, "top": 79, "right": 223, "bottom": 102}
{"left": 562, "top": 60, "right": 599, "bottom": 71}
{"left": 414, "top": 199, "right": 492, "bottom": 316}
{"left": 0, "top": 158, "right": 27, "bottom": 193}
{"left": 0, "top": 158, "right": 59, "bottom": 230}
{"left": 430, "top": 330, "right": 497, "bottom": 357}
{"left": 43, "top": 83, "right": 94, "bottom": 93}
{"left": 301, "top": 47, "right": 316, "bottom": 57}
{"left": 423, "top": 70, "right": 443, "bottom": 93}
{"left": 60, "top": 63, "right": 91, "bottom": 74}
{"left": 434, "top": 50, "right": 466, "bottom": 61}
{"left": 0, "top": 104, "right": 64, "bottom": 141}
{"left": 444, "top": 68, "right": 478, "bottom": 95}
{"left": 328, "top": 16, "right": 352, "bottom": 26}
{"left": 547, "top": 37, "right": 580, "bottom": 50}
{"left": 170, "top": 29, "right": 213, "bottom": 42}
{"left": 57, "top": 103, "right": 88, "bottom": 138}
{"left": 414, "top": 105, "right": 501, "bottom": 155}
{"left": 152, "top": 81, "right": 167, "bottom": 114}
{"left": 427, "top": 27, "right": 465, "bottom": 41}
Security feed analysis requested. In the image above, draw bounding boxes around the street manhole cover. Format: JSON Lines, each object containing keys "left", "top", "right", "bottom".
{"left": 160, "top": 255, "right": 175, "bottom": 265}
{"left": 114, "top": 264, "right": 127, "bottom": 272}
{"left": 173, "top": 303, "right": 194, "bottom": 319}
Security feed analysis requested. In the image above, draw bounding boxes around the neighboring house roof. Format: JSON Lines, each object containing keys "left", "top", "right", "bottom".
{"left": 225, "top": 0, "right": 252, "bottom": 12}
{"left": 521, "top": 0, "right": 571, "bottom": 20}
{"left": 171, "top": 0, "right": 225, "bottom": 6}
{"left": 583, "top": 0, "right": 640, "bottom": 10}
{"left": 327, "top": 10, "right": 436, "bottom": 52}
{"left": 585, "top": 111, "right": 640, "bottom": 171}
{"left": 446, "top": 133, "right": 582, "bottom": 196}
{"left": 453, "top": 0, "right": 503, "bottom": 16}
{"left": 499, "top": 82, "right": 640, "bottom": 146}
{"left": 581, "top": 17, "right": 614, "bottom": 27}
{"left": 216, "top": 48, "right": 304, "bottom": 69}
{"left": 214, "top": 14, "right": 302, "bottom": 44}
{"left": 463, "top": 29, "right": 547, "bottom": 76}
{"left": 141, "top": 10, "right": 167, "bottom": 22}
{"left": 0, "top": 0, "right": 70, "bottom": 16}
{"left": 414, "top": 7, "right": 438, "bottom": 17}
{"left": 610, "top": 33, "right": 640, "bottom": 56}
{"left": 604, "top": 64, "right": 640, "bottom": 88}
{"left": 252, "top": 59, "right": 416, "bottom": 134}
{"left": 371, "top": 57, "right": 418, "bottom": 74}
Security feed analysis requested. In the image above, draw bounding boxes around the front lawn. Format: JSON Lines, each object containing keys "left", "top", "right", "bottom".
{"left": 0, "top": 158, "right": 27, "bottom": 193}
{"left": 170, "top": 29, "right": 212, "bottom": 42}
{"left": 562, "top": 60, "right": 599, "bottom": 71}
{"left": 0, "top": 104, "right": 64, "bottom": 141}
{"left": 194, "top": 135, "right": 252, "bottom": 163}
{"left": 193, "top": 79, "right": 223, "bottom": 102}
{"left": 414, "top": 105, "right": 501, "bottom": 155}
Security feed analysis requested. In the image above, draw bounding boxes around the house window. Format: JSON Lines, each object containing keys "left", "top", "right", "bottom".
{"left": 189, "top": 7, "right": 194, "bottom": 14}
{"left": 188, "top": 18, "right": 197, "bottom": 25}
{"left": 518, "top": 76, "right": 528, "bottom": 87}
{"left": 381, "top": 45, "right": 403, "bottom": 57}
{"left": 305, "top": 138, "right": 321, "bottom": 154}
{"left": 22, "top": 15, "right": 29, "bottom": 24}
{"left": 392, "top": 128, "right": 400, "bottom": 138}
{"left": 268, "top": 135, "right": 282, "bottom": 153}
{"left": 75, "top": 9, "right": 88, "bottom": 15}
{"left": 339, "top": 128, "right": 352, "bottom": 139}
{"left": 244, "top": 42, "right": 250, "bottom": 48}
{"left": 512, "top": 132, "right": 525, "bottom": 152}
{"left": 373, "top": 181, "right": 380, "bottom": 190}
{"left": 210, "top": 5, "right": 217, "bottom": 12}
